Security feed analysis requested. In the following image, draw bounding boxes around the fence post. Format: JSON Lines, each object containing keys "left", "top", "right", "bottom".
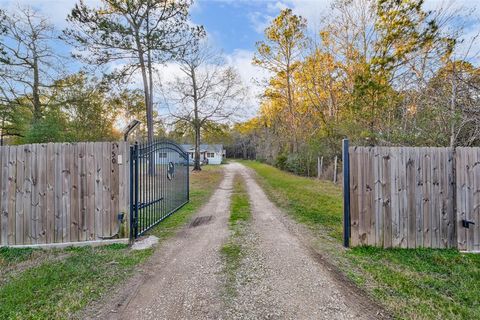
{"left": 186, "top": 150, "right": 190, "bottom": 202}
{"left": 317, "top": 156, "right": 320, "bottom": 179}
{"left": 333, "top": 156, "right": 338, "bottom": 183}
{"left": 129, "top": 142, "right": 139, "bottom": 241}
{"left": 342, "top": 139, "right": 350, "bottom": 248}
{"left": 317, "top": 156, "right": 324, "bottom": 179}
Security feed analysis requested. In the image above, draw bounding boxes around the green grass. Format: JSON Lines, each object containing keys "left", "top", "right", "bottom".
{"left": 0, "top": 247, "right": 37, "bottom": 266}
{"left": 347, "top": 247, "right": 480, "bottom": 319}
{"left": 0, "top": 165, "right": 224, "bottom": 320}
{"left": 0, "top": 245, "right": 151, "bottom": 320}
{"left": 221, "top": 175, "right": 251, "bottom": 296}
{"left": 239, "top": 160, "right": 343, "bottom": 240}
{"left": 242, "top": 160, "right": 480, "bottom": 320}
{"left": 147, "top": 166, "right": 224, "bottom": 240}
{"left": 229, "top": 177, "right": 251, "bottom": 227}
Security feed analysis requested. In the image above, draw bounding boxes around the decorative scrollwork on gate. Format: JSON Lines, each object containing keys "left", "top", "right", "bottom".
{"left": 130, "top": 139, "right": 189, "bottom": 239}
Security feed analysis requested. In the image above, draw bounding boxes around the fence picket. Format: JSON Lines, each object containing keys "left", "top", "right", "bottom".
{"left": 348, "top": 146, "right": 463, "bottom": 249}
{"left": 406, "top": 148, "right": 416, "bottom": 248}
{"left": 110, "top": 142, "right": 120, "bottom": 237}
{"left": 46, "top": 143, "right": 55, "bottom": 243}
{"left": 86, "top": 143, "right": 95, "bottom": 240}
{"left": 94, "top": 142, "right": 103, "bottom": 239}
{"left": 0, "top": 147, "right": 6, "bottom": 245}
{"left": 415, "top": 148, "right": 424, "bottom": 247}
{"left": 78, "top": 142, "right": 87, "bottom": 242}
{"left": 15, "top": 146, "right": 25, "bottom": 245}
{"left": 36, "top": 144, "right": 47, "bottom": 244}
{"left": 349, "top": 147, "right": 359, "bottom": 246}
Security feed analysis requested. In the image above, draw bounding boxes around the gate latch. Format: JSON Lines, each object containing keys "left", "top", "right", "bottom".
{"left": 462, "top": 220, "right": 475, "bottom": 228}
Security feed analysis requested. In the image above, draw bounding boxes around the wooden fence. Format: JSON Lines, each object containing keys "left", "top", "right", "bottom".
{"left": 0, "top": 142, "right": 130, "bottom": 246}
{"left": 344, "top": 145, "right": 480, "bottom": 250}
{"left": 455, "top": 148, "right": 480, "bottom": 252}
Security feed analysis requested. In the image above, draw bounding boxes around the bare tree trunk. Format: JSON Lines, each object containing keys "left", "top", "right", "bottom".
{"left": 194, "top": 125, "right": 201, "bottom": 171}
{"left": 134, "top": 30, "right": 153, "bottom": 145}
{"left": 146, "top": 4, "right": 155, "bottom": 142}
{"left": 32, "top": 55, "right": 41, "bottom": 122}
{"left": 0, "top": 117, "right": 4, "bottom": 146}
{"left": 449, "top": 63, "right": 457, "bottom": 148}
{"left": 333, "top": 155, "right": 338, "bottom": 184}
{"left": 191, "top": 66, "right": 202, "bottom": 171}
{"left": 286, "top": 61, "right": 298, "bottom": 153}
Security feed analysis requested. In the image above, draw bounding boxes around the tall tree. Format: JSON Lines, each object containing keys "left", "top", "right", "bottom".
{"left": 163, "top": 43, "right": 246, "bottom": 170}
{"left": 0, "top": 6, "right": 62, "bottom": 123}
{"left": 112, "top": 88, "right": 165, "bottom": 139}
{"left": 253, "top": 8, "right": 308, "bottom": 153}
{"left": 48, "top": 73, "right": 121, "bottom": 142}
{"left": 64, "top": 0, "right": 204, "bottom": 143}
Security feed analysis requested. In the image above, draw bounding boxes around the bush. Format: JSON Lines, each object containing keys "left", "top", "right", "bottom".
{"left": 274, "top": 153, "right": 288, "bottom": 170}
{"left": 23, "top": 110, "right": 72, "bottom": 144}
{"left": 285, "top": 154, "right": 305, "bottom": 175}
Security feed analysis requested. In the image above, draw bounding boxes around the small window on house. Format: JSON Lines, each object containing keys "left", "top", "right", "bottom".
{"left": 207, "top": 152, "right": 215, "bottom": 158}
{"left": 158, "top": 152, "right": 167, "bottom": 158}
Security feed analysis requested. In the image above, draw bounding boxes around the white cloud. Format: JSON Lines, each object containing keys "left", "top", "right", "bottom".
{"left": 155, "top": 49, "right": 268, "bottom": 118}
{"left": 248, "top": 10, "right": 273, "bottom": 34}
{"left": 0, "top": 0, "right": 101, "bottom": 27}
{"left": 225, "top": 49, "right": 270, "bottom": 116}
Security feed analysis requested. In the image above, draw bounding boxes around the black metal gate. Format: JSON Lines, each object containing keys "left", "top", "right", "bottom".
{"left": 130, "top": 139, "right": 189, "bottom": 239}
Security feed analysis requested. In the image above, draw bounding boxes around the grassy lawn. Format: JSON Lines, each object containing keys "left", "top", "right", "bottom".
{"left": 0, "top": 245, "right": 151, "bottom": 319}
{"left": 0, "top": 165, "right": 224, "bottom": 320}
{"left": 147, "top": 165, "right": 224, "bottom": 240}
{"left": 240, "top": 160, "right": 343, "bottom": 240}
{"left": 221, "top": 174, "right": 251, "bottom": 297}
{"left": 241, "top": 160, "right": 480, "bottom": 320}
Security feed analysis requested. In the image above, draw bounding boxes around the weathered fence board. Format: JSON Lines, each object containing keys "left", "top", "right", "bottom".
{"left": 0, "top": 147, "right": 7, "bottom": 245}
{"left": 456, "top": 147, "right": 480, "bottom": 251}
{"left": 0, "top": 141, "right": 129, "bottom": 246}
{"left": 348, "top": 146, "right": 459, "bottom": 249}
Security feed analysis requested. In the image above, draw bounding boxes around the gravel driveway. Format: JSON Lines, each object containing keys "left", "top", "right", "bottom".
{"left": 90, "top": 163, "right": 386, "bottom": 320}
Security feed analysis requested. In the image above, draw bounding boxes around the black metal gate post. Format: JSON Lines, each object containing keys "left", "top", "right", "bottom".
{"left": 130, "top": 142, "right": 139, "bottom": 240}
{"left": 342, "top": 139, "right": 351, "bottom": 248}
{"left": 129, "top": 139, "right": 189, "bottom": 240}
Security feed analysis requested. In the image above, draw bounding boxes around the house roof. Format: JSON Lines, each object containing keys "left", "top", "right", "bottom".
{"left": 181, "top": 144, "right": 223, "bottom": 153}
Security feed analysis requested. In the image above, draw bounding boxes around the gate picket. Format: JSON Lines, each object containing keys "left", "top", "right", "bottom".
{"left": 130, "top": 140, "right": 189, "bottom": 239}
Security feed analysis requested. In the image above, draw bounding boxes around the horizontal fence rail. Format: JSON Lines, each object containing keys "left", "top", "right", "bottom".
{"left": 0, "top": 142, "right": 130, "bottom": 246}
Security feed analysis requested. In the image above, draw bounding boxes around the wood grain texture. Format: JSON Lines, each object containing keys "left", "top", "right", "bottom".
{"left": 102, "top": 142, "right": 111, "bottom": 238}
{"left": 46, "top": 143, "right": 55, "bottom": 244}
{"left": 86, "top": 142, "right": 95, "bottom": 240}
{"left": 0, "top": 147, "right": 7, "bottom": 245}
{"left": 349, "top": 147, "right": 359, "bottom": 247}
{"left": 7, "top": 147, "right": 16, "bottom": 245}
{"left": 349, "top": 147, "right": 458, "bottom": 249}
{"left": 0, "top": 142, "right": 129, "bottom": 246}
{"left": 110, "top": 142, "right": 119, "bottom": 236}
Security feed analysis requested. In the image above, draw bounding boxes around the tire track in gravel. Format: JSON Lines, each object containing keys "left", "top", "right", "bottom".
{"left": 90, "top": 164, "right": 235, "bottom": 320}
{"left": 231, "top": 162, "right": 387, "bottom": 320}
{"left": 91, "top": 162, "right": 387, "bottom": 320}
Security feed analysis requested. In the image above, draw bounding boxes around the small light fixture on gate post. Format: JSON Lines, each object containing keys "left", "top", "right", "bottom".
{"left": 123, "top": 119, "right": 141, "bottom": 142}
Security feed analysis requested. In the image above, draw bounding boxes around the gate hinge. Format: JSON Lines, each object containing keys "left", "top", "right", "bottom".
{"left": 462, "top": 219, "right": 475, "bottom": 228}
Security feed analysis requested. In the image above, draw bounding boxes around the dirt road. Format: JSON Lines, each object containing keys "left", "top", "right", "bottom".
{"left": 91, "top": 163, "right": 385, "bottom": 320}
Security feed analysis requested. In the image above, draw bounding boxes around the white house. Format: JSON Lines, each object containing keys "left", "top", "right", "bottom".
{"left": 154, "top": 150, "right": 185, "bottom": 165}
{"left": 181, "top": 144, "right": 225, "bottom": 165}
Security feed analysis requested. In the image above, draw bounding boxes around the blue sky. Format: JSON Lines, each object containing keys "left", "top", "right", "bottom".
{"left": 191, "top": 1, "right": 266, "bottom": 54}
{"left": 1, "top": 0, "right": 479, "bottom": 65}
